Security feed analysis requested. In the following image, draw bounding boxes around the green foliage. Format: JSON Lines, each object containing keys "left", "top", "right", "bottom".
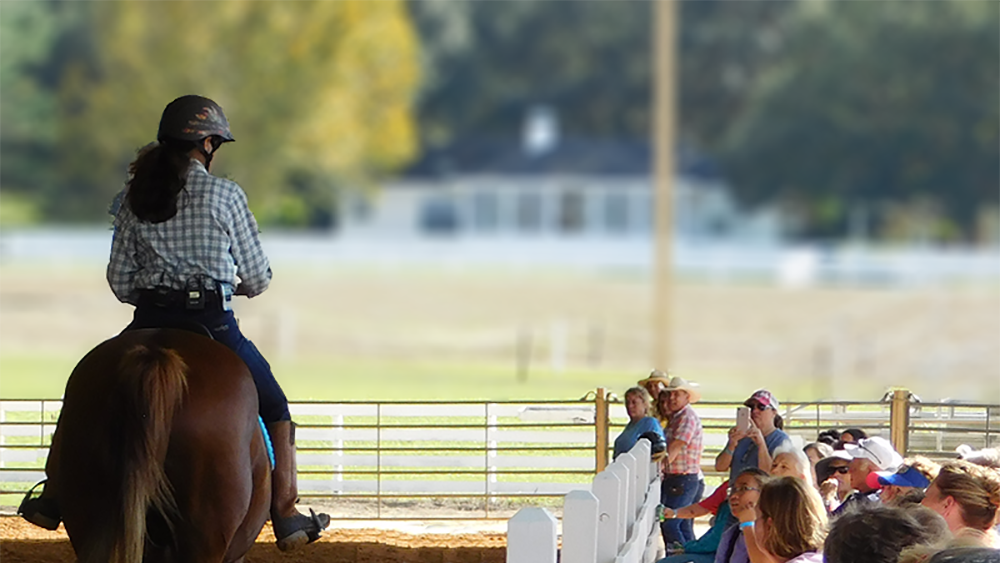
{"left": 0, "top": 1, "right": 69, "bottom": 215}
{"left": 0, "top": 191, "right": 43, "bottom": 227}
{"left": 4, "top": 1, "right": 421, "bottom": 225}
{"left": 409, "top": 1, "right": 794, "bottom": 148}
{"left": 718, "top": 0, "right": 1000, "bottom": 239}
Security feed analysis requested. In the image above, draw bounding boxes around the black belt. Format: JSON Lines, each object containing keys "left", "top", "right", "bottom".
{"left": 137, "top": 287, "right": 230, "bottom": 311}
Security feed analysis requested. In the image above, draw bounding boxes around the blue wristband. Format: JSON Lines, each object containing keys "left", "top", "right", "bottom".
{"left": 739, "top": 521, "right": 755, "bottom": 530}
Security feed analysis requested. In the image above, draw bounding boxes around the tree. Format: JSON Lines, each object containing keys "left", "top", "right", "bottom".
{"left": 408, "top": 0, "right": 794, "bottom": 148}
{"left": 0, "top": 1, "right": 74, "bottom": 223}
{"left": 34, "top": 1, "right": 421, "bottom": 226}
{"left": 717, "top": 1, "right": 999, "bottom": 240}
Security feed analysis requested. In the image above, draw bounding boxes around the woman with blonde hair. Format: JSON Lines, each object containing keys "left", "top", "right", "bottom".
{"left": 921, "top": 459, "right": 1000, "bottom": 547}
{"left": 735, "top": 476, "right": 828, "bottom": 563}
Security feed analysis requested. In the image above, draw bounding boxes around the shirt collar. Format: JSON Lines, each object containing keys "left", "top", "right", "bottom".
{"left": 189, "top": 158, "right": 208, "bottom": 173}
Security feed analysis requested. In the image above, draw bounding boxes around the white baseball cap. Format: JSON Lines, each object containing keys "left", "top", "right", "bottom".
{"left": 842, "top": 436, "right": 904, "bottom": 471}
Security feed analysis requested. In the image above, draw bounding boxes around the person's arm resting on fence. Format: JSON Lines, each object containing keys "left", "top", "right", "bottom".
{"left": 661, "top": 502, "right": 710, "bottom": 521}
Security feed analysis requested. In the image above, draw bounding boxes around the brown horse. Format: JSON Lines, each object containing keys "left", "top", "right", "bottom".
{"left": 49, "top": 328, "right": 271, "bottom": 563}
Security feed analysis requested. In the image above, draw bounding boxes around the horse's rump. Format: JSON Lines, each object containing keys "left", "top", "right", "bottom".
{"left": 53, "top": 329, "right": 269, "bottom": 563}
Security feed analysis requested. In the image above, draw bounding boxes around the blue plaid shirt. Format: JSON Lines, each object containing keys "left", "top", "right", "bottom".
{"left": 107, "top": 160, "right": 271, "bottom": 304}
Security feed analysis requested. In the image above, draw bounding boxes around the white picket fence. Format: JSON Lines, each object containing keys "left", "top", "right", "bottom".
{"left": 507, "top": 438, "right": 661, "bottom": 563}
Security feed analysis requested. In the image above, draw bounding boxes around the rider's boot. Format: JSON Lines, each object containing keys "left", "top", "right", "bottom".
{"left": 267, "top": 420, "right": 330, "bottom": 552}
{"left": 18, "top": 428, "right": 62, "bottom": 530}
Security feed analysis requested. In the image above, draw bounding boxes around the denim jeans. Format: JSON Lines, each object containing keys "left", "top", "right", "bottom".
{"left": 126, "top": 305, "right": 290, "bottom": 423}
{"left": 660, "top": 473, "right": 705, "bottom": 546}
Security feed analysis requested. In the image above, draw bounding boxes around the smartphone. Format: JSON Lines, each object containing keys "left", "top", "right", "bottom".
{"left": 736, "top": 407, "right": 751, "bottom": 433}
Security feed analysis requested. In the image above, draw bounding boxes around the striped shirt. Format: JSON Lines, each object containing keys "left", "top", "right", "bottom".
{"left": 665, "top": 404, "right": 704, "bottom": 475}
{"left": 107, "top": 159, "right": 271, "bottom": 304}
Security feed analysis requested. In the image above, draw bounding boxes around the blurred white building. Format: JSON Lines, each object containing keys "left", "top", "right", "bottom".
{"left": 339, "top": 108, "right": 785, "bottom": 243}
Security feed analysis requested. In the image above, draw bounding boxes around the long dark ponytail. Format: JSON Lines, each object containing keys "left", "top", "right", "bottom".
{"left": 125, "top": 139, "right": 196, "bottom": 223}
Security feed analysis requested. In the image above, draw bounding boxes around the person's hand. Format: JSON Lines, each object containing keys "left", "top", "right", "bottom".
{"left": 819, "top": 478, "right": 838, "bottom": 501}
{"left": 662, "top": 506, "right": 676, "bottom": 519}
{"left": 727, "top": 425, "right": 748, "bottom": 447}
{"left": 746, "top": 419, "right": 764, "bottom": 446}
{"left": 733, "top": 499, "right": 757, "bottom": 524}
{"left": 234, "top": 284, "right": 249, "bottom": 296}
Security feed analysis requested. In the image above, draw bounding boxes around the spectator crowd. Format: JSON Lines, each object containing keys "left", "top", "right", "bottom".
{"left": 613, "top": 371, "right": 1000, "bottom": 563}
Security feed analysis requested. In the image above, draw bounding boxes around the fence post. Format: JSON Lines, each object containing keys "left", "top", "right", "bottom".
{"left": 563, "top": 490, "right": 599, "bottom": 563}
{"left": 596, "top": 387, "right": 609, "bottom": 472}
{"left": 890, "top": 388, "right": 911, "bottom": 455}
{"left": 610, "top": 463, "right": 629, "bottom": 545}
{"left": 593, "top": 469, "right": 624, "bottom": 563}
{"left": 507, "top": 507, "right": 558, "bottom": 563}
{"left": 618, "top": 451, "right": 638, "bottom": 535}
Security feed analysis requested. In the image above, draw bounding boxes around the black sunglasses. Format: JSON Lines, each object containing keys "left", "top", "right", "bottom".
{"left": 831, "top": 466, "right": 850, "bottom": 474}
{"left": 749, "top": 403, "right": 770, "bottom": 411}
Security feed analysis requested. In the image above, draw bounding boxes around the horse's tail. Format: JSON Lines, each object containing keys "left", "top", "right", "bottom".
{"left": 105, "top": 344, "right": 188, "bottom": 563}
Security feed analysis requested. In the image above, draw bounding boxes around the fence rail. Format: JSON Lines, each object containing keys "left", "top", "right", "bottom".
{"left": 1, "top": 390, "right": 997, "bottom": 519}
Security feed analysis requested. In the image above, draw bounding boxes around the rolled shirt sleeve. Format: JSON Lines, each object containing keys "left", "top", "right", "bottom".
{"left": 226, "top": 187, "right": 271, "bottom": 297}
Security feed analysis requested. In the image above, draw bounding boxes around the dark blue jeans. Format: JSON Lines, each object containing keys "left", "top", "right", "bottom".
{"left": 126, "top": 305, "right": 291, "bottom": 423}
{"left": 660, "top": 473, "right": 705, "bottom": 547}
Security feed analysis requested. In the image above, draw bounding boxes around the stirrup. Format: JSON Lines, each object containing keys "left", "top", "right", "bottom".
{"left": 273, "top": 508, "right": 330, "bottom": 552}
{"left": 18, "top": 480, "right": 61, "bottom": 531}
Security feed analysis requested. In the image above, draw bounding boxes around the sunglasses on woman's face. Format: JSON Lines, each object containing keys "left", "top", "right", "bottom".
{"left": 750, "top": 403, "right": 770, "bottom": 411}
{"left": 830, "top": 466, "right": 850, "bottom": 474}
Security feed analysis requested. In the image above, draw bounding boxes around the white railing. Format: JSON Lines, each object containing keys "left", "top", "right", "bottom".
{"left": 507, "top": 438, "right": 661, "bottom": 563}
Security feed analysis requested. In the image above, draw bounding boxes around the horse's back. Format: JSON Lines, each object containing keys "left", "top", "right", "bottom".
{"left": 56, "top": 329, "right": 270, "bottom": 563}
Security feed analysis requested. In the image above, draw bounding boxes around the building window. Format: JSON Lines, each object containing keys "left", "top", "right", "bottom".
{"left": 559, "top": 191, "right": 585, "bottom": 233}
{"left": 604, "top": 193, "right": 628, "bottom": 233}
{"left": 517, "top": 192, "right": 542, "bottom": 231}
{"left": 473, "top": 191, "right": 498, "bottom": 231}
{"left": 420, "top": 198, "right": 458, "bottom": 234}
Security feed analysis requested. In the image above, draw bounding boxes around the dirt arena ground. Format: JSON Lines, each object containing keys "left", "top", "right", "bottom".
{"left": 0, "top": 517, "right": 506, "bottom": 563}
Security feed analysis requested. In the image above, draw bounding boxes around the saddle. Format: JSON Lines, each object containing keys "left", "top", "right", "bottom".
{"left": 125, "top": 320, "right": 215, "bottom": 340}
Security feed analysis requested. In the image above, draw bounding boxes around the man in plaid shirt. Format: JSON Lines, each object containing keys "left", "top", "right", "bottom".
{"left": 657, "top": 376, "right": 706, "bottom": 548}
{"left": 20, "top": 95, "right": 329, "bottom": 551}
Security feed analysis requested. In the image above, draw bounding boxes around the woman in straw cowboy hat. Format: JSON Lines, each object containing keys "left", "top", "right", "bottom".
{"left": 656, "top": 375, "right": 706, "bottom": 548}
{"left": 638, "top": 369, "right": 674, "bottom": 425}
{"left": 638, "top": 369, "right": 673, "bottom": 403}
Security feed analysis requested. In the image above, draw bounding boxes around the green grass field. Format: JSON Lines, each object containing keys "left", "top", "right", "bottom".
{"left": 2, "top": 263, "right": 997, "bottom": 402}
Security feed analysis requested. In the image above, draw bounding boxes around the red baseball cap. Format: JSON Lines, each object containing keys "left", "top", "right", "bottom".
{"left": 744, "top": 389, "right": 779, "bottom": 410}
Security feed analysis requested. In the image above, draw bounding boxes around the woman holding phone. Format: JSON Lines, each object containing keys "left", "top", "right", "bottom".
{"left": 716, "top": 390, "right": 791, "bottom": 482}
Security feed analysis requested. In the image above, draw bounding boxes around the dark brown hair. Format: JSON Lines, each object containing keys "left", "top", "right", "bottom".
{"left": 125, "top": 140, "right": 196, "bottom": 223}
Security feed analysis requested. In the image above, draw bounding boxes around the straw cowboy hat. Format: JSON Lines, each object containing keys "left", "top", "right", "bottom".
{"left": 637, "top": 369, "right": 673, "bottom": 389}
{"left": 662, "top": 376, "right": 702, "bottom": 404}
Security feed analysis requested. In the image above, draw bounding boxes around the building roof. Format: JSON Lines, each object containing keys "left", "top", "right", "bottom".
{"left": 401, "top": 137, "right": 723, "bottom": 180}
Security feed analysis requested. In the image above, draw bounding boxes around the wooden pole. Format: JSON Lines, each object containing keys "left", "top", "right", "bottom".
{"left": 595, "top": 387, "right": 609, "bottom": 472}
{"left": 653, "top": 0, "right": 677, "bottom": 370}
{"left": 890, "top": 388, "right": 911, "bottom": 455}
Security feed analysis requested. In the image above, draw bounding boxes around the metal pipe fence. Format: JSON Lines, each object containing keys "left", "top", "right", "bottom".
{"left": 1, "top": 390, "right": 996, "bottom": 519}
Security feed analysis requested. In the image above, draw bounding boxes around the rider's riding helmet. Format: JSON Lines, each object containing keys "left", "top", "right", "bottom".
{"left": 157, "top": 95, "right": 235, "bottom": 144}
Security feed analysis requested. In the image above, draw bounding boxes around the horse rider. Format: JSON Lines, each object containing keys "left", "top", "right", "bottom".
{"left": 19, "top": 94, "right": 331, "bottom": 551}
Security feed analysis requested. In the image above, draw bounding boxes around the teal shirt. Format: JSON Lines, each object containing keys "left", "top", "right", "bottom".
{"left": 682, "top": 501, "right": 735, "bottom": 554}
{"left": 613, "top": 416, "right": 665, "bottom": 459}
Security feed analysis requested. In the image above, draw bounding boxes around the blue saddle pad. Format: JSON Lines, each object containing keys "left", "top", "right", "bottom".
{"left": 258, "top": 416, "right": 275, "bottom": 469}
